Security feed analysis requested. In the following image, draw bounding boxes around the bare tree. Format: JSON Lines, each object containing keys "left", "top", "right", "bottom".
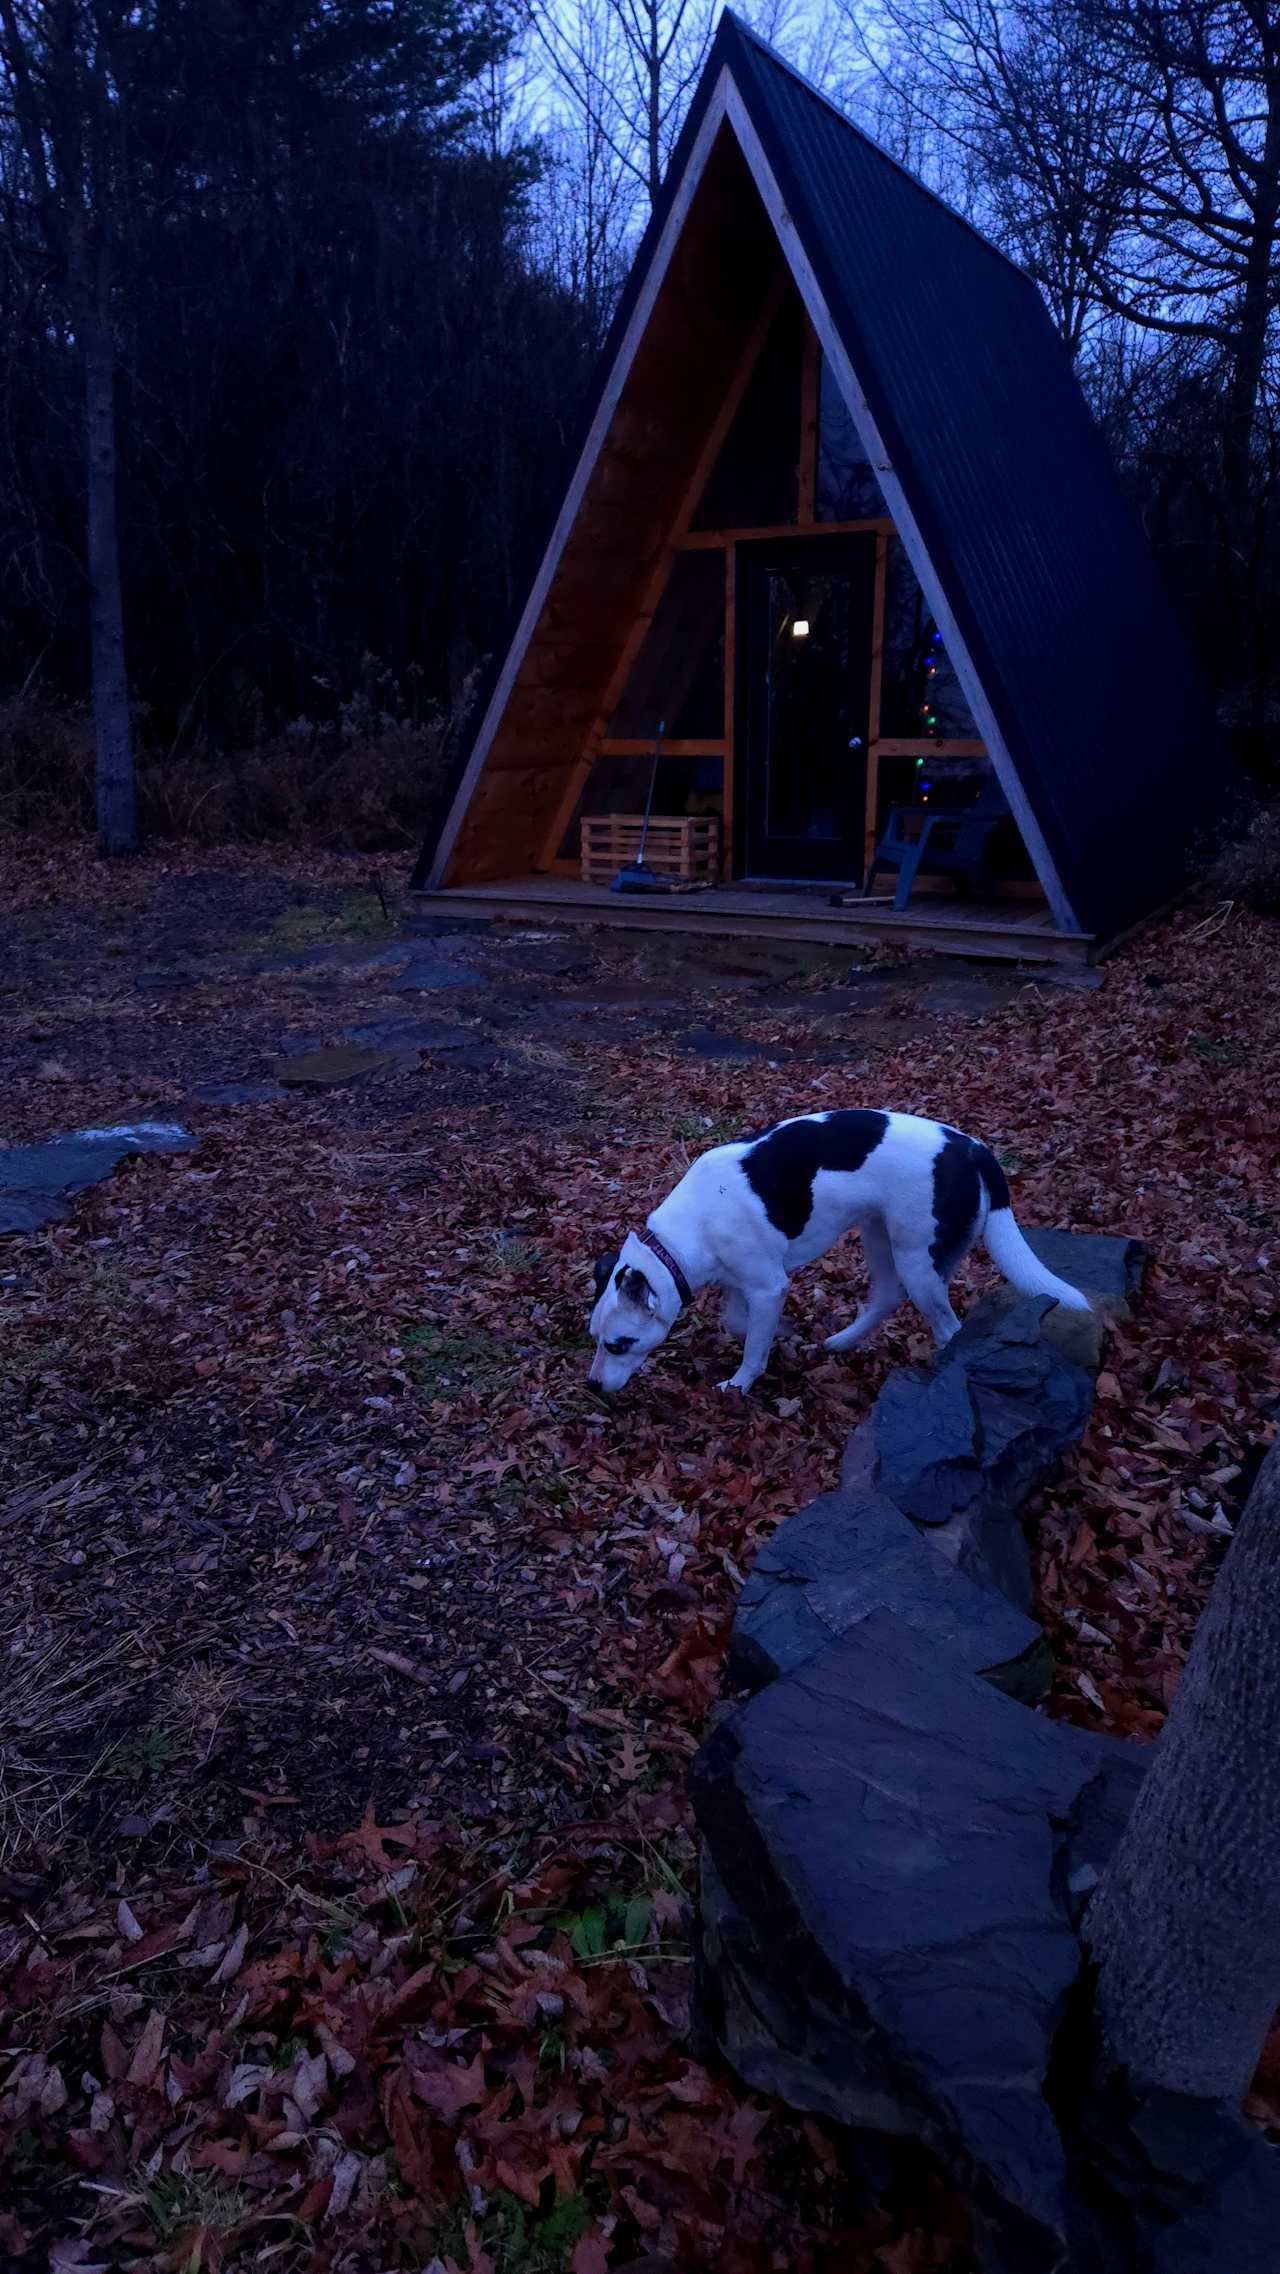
{"left": 848, "top": 0, "right": 1280, "bottom": 563}
{"left": 534, "top": 107, "right": 635, "bottom": 345}
{"left": 844, "top": 0, "right": 1154, "bottom": 355}
{"left": 0, "top": 0, "right": 136, "bottom": 853}
{"left": 525, "top": 0, "right": 717, "bottom": 214}
{"left": 523, "top": 0, "right": 854, "bottom": 335}
{"left": 1078, "top": 0, "right": 1280, "bottom": 564}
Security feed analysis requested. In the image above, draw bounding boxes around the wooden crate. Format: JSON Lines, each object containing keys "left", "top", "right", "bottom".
{"left": 580, "top": 813, "right": 720, "bottom": 887}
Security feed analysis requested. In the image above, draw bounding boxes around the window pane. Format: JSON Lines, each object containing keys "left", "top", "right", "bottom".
{"left": 608, "top": 550, "right": 725, "bottom": 741}
{"left": 691, "top": 298, "right": 802, "bottom": 531}
{"left": 763, "top": 567, "right": 857, "bottom": 843}
{"left": 879, "top": 536, "right": 977, "bottom": 738}
{"left": 816, "top": 358, "right": 888, "bottom": 520}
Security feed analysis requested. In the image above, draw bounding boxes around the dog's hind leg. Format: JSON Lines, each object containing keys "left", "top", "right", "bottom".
{"left": 825, "top": 1215, "right": 903, "bottom": 1352}
{"left": 891, "top": 1234, "right": 962, "bottom": 1347}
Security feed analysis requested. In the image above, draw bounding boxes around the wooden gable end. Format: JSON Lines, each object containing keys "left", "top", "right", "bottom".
{"left": 443, "top": 126, "right": 785, "bottom": 885}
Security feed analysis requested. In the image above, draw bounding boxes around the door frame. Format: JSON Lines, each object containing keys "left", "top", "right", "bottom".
{"left": 733, "top": 529, "right": 878, "bottom": 883}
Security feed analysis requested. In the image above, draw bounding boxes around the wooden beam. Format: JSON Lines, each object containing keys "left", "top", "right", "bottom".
{"left": 864, "top": 530, "right": 888, "bottom": 871}
{"left": 798, "top": 318, "right": 819, "bottom": 524}
{"left": 412, "top": 879, "right": 1090, "bottom": 964}
{"left": 597, "top": 738, "right": 725, "bottom": 757}
{"left": 681, "top": 517, "right": 894, "bottom": 548}
{"left": 723, "top": 541, "right": 736, "bottom": 877}
{"left": 536, "top": 272, "right": 788, "bottom": 872}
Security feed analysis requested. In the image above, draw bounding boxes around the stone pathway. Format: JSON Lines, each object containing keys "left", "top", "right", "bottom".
{"left": 1, "top": 864, "right": 1053, "bottom": 1227}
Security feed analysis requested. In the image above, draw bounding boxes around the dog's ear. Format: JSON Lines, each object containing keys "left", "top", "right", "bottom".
{"left": 620, "top": 1266, "right": 656, "bottom": 1311}
{"left": 592, "top": 1248, "right": 620, "bottom": 1299}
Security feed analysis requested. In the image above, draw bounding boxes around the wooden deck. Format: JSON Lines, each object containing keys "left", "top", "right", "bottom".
{"left": 413, "top": 876, "right": 1094, "bottom": 966}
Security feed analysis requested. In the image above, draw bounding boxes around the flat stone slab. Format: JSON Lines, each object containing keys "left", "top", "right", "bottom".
{"left": 246, "top": 946, "right": 342, "bottom": 974}
{"left": 0, "top": 1122, "right": 195, "bottom": 1235}
{"left": 271, "top": 1043, "right": 399, "bottom": 1088}
{"left": 344, "top": 1017, "right": 478, "bottom": 1054}
{"left": 192, "top": 1081, "right": 287, "bottom": 1106}
{"left": 693, "top": 1609, "right": 1145, "bottom": 2270}
{"left": 134, "top": 967, "right": 197, "bottom": 992}
{"left": 680, "top": 1028, "right": 779, "bottom": 1062}
{"left": 394, "top": 958, "right": 485, "bottom": 992}
{"left": 729, "top": 1484, "right": 1051, "bottom": 1704}
{"left": 921, "top": 977, "right": 1013, "bottom": 1016}
{"left": 554, "top": 984, "right": 684, "bottom": 1011}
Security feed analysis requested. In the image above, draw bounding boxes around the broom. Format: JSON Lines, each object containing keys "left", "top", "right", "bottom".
{"left": 610, "top": 718, "right": 677, "bottom": 893}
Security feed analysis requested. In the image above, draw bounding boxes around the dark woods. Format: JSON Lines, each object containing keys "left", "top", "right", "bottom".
{"left": 0, "top": 0, "right": 594, "bottom": 848}
{"left": 1, "top": 0, "right": 1279, "bottom": 854}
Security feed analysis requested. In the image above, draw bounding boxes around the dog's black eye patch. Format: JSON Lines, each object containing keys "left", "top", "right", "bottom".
{"left": 593, "top": 1248, "right": 620, "bottom": 1298}
{"left": 605, "top": 1336, "right": 637, "bottom": 1355}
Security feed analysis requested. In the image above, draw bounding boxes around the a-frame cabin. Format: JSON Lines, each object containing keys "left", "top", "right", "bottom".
{"left": 412, "top": 13, "right": 1225, "bottom": 962}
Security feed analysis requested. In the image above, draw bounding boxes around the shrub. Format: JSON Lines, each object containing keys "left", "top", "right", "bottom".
{"left": 0, "top": 659, "right": 472, "bottom": 849}
{"left": 1208, "top": 799, "right": 1280, "bottom": 914}
{"left": 0, "top": 692, "right": 95, "bottom": 833}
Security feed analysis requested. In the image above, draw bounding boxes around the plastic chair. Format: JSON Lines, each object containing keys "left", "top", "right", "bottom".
{"left": 864, "top": 778, "right": 1010, "bottom": 911}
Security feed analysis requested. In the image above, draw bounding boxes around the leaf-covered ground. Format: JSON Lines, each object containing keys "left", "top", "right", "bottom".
{"left": 1, "top": 845, "right": 1278, "bottom": 2272}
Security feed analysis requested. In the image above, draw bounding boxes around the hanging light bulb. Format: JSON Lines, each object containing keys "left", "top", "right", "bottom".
{"left": 791, "top": 617, "right": 811, "bottom": 640}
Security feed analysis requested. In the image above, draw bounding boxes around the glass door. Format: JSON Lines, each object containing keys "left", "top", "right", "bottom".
{"left": 738, "top": 534, "right": 876, "bottom": 881}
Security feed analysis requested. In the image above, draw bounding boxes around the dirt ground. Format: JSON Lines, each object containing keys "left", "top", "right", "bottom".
{"left": 0, "top": 846, "right": 1047, "bottom": 1871}
{"left": 2, "top": 843, "right": 1279, "bottom": 2273}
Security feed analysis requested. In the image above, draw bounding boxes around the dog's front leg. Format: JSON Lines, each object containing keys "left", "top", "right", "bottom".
{"left": 718, "top": 1282, "right": 786, "bottom": 1394}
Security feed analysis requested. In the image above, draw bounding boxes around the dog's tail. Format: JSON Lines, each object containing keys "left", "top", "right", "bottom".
{"left": 978, "top": 1149, "right": 1091, "bottom": 1312}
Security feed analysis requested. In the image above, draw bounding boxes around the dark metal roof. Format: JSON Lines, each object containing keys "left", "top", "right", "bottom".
{"left": 417, "top": 11, "right": 1229, "bottom": 938}
{"left": 721, "top": 15, "right": 1227, "bottom": 939}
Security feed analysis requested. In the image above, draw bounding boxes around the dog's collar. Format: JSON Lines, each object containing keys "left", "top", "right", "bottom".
{"left": 636, "top": 1227, "right": 694, "bottom": 1311}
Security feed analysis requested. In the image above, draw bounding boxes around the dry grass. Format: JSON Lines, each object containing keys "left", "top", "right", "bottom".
{"left": 0, "top": 1628, "right": 121, "bottom": 1866}
{"left": 0, "top": 1632, "right": 240, "bottom": 1867}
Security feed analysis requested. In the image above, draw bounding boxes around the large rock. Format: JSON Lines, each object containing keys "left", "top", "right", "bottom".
{"left": 1061, "top": 2077, "right": 1280, "bottom": 2274}
{"left": 694, "top": 1228, "right": 1163, "bottom": 2268}
{"left": 0, "top": 1122, "right": 194, "bottom": 1236}
{"left": 1024, "top": 1229, "right": 1146, "bottom": 1316}
{"left": 728, "top": 1485, "right": 1050, "bottom": 1704}
{"left": 692, "top": 1610, "right": 1146, "bottom": 2274}
{"left": 846, "top": 1296, "right": 1097, "bottom": 1610}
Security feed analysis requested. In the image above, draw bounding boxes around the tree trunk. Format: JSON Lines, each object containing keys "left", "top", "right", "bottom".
{"left": 1221, "top": 111, "right": 1280, "bottom": 582}
{"left": 1085, "top": 1440, "right": 1280, "bottom": 2100}
{"left": 646, "top": 0, "right": 661, "bottom": 208}
{"left": 80, "top": 245, "right": 137, "bottom": 856}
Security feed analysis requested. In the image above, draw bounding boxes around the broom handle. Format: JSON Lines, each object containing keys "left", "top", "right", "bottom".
{"left": 635, "top": 718, "right": 665, "bottom": 865}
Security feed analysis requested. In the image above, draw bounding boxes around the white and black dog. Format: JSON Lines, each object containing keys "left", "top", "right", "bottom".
{"left": 588, "top": 1108, "right": 1088, "bottom": 1395}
